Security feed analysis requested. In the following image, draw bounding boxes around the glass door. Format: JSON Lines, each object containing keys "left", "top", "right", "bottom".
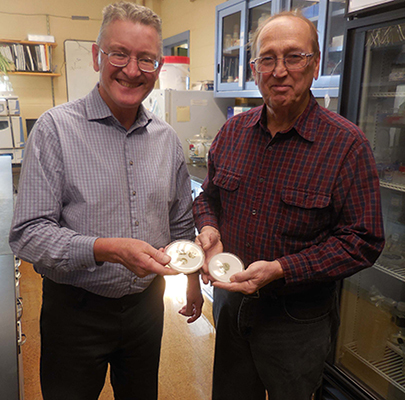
{"left": 291, "top": 0, "right": 346, "bottom": 98}
{"left": 335, "top": 18, "right": 405, "bottom": 400}
{"left": 245, "top": 0, "right": 273, "bottom": 91}
{"left": 322, "top": 0, "right": 345, "bottom": 77}
{"left": 216, "top": 2, "right": 246, "bottom": 92}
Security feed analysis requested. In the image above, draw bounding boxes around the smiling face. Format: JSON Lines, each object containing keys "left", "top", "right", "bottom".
{"left": 251, "top": 16, "right": 320, "bottom": 118}
{"left": 92, "top": 19, "right": 162, "bottom": 127}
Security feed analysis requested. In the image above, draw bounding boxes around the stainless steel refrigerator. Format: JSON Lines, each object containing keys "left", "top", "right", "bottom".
{"left": 143, "top": 89, "right": 234, "bottom": 163}
{"left": 319, "top": 2, "right": 405, "bottom": 399}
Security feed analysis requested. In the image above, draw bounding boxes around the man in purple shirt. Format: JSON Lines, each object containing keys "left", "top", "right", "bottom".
{"left": 10, "top": 2, "right": 202, "bottom": 399}
{"left": 193, "top": 11, "right": 384, "bottom": 400}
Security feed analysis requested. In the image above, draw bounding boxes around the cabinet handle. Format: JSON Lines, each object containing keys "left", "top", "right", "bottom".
{"left": 17, "top": 321, "right": 27, "bottom": 346}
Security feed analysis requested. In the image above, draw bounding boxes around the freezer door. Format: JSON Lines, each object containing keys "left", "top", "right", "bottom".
{"left": 11, "top": 117, "right": 24, "bottom": 148}
{"left": 335, "top": 12, "right": 405, "bottom": 400}
{"left": 0, "top": 117, "right": 13, "bottom": 148}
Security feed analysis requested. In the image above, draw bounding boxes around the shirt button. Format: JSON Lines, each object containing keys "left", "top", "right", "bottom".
{"left": 246, "top": 242, "right": 251, "bottom": 248}
{"left": 82, "top": 265, "right": 87, "bottom": 269}
{"left": 132, "top": 191, "right": 136, "bottom": 196}
{"left": 268, "top": 147, "right": 273, "bottom": 152}
{"left": 259, "top": 177, "right": 264, "bottom": 183}
{"left": 135, "top": 220, "right": 139, "bottom": 226}
{"left": 252, "top": 209, "right": 257, "bottom": 215}
{"left": 129, "top": 160, "right": 134, "bottom": 165}
{"left": 133, "top": 278, "right": 137, "bottom": 283}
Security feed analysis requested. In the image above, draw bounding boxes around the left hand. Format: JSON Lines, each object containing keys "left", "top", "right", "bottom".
{"left": 178, "top": 273, "right": 204, "bottom": 323}
{"left": 213, "top": 260, "right": 284, "bottom": 295}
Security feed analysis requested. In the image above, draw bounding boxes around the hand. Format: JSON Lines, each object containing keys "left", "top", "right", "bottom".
{"left": 93, "top": 237, "right": 179, "bottom": 278}
{"left": 178, "top": 272, "right": 204, "bottom": 323}
{"left": 195, "top": 226, "right": 223, "bottom": 284}
{"left": 213, "top": 260, "right": 284, "bottom": 295}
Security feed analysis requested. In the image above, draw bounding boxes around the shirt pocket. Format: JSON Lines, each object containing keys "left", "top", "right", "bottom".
{"left": 278, "top": 187, "right": 331, "bottom": 239}
{"left": 213, "top": 168, "right": 241, "bottom": 213}
{"left": 213, "top": 168, "right": 241, "bottom": 192}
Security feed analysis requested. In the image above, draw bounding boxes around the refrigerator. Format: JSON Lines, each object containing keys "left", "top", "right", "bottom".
{"left": 143, "top": 89, "right": 234, "bottom": 163}
{"left": 319, "top": 2, "right": 405, "bottom": 399}
{"left": 0, "top": 96, "right": 24, "bottom": 164}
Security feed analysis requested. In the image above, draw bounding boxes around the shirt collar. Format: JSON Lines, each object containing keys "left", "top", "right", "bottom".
{"left": 85, "top": 84, "right": 152, "bottom": 131}
{"left": 246, "top": 93, "right": 319, "bottom": 143}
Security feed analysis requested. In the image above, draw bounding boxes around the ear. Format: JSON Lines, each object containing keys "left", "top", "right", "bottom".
{"left": 313, "top": 52, "right": 321, "bottom": 81}
{"left": 92, "top": 44, "right": 100, "bottom": 72}
{"left": 154, "top": 56, "right": 165, "bottom": 78}
{"left": 250, "top": 61, "right": 258, "bottom": 85}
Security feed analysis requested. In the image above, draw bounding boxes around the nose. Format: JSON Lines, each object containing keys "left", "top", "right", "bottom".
{"left": 272, "top": 58, "right": 288, "bottom": 78}
{"left": 122, "top": 58, "right": 142, "bottom": 77}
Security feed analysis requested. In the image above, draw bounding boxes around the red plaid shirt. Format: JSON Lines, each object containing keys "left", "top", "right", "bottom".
{"left": 193, "top": 95, "right": 384, "bottom": 293}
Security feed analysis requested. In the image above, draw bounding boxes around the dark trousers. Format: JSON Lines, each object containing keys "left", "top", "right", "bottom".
{"left": 40, "top": 276, "right": 165, "bottom": 400}
{"left": 212, "top": 286, "right": 340, "bottom": 400}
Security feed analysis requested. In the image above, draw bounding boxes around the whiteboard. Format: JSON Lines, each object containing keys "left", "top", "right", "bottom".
{"left": 64, "top": 40, "right": 99, "bottom": 102}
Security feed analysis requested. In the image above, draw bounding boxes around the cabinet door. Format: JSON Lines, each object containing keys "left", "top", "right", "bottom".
{"left": 215, "top": 1, "right": 246, "bottom": 93}
{"left": 244, "top": 0, "right": 274, "bottom": 92}
{"left": 291, "top": 0, "right": 345, "bottom": 98}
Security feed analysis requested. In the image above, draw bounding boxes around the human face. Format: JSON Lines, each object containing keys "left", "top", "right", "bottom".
{"left": 92, "top": 19, "right": 162, "bottom": 124}
{"left": 251, "top": 16, "right": 320, "bottom": 117}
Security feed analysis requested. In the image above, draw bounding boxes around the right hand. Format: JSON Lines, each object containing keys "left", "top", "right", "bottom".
{"left": 93, "top": 237, "right": 178, "bottom": 278}
{"left": 195, "top": 226, "right": 223, "bottom": 284}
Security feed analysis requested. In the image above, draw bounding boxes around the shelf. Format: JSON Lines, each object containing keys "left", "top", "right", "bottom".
{"left": 371, "top": 92, "right": 405, "bottom": 98}
{"left": 328, "top": 46, "right": 343, "bottom": 53}
{"left": 380, "top": 181, "right": 405, "bottom": 193}
{"left": 0, "top": 39, "right": 57, "bottom": 47}
{"left": 343, "top": 342, "right": 405, "bottom": 395}
{"left": 0, "top": 39, "right": 58, "bottom": 77}
{"left": 374, "top": 261, "right": 405, "bottom": 282}
{"left": 223, "top": 45, "right": 240, "bottom": 54}
{"left": 8, "top": 71, "right": 60, "bottom": 77}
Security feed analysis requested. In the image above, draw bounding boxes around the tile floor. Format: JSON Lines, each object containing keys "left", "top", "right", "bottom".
{"left": 19, "top": 261, "right": 215, "bottom": 400}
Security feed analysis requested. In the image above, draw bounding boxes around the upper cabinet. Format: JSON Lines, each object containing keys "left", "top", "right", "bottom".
{"left": 214, "top": 0, "right": 346, "bottom": 98}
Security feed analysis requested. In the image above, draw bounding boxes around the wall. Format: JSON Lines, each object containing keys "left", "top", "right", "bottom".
{"left": 160, "top": 0, "right": 224, "bottom": 84}
{"left": 0, "top": 0, "right": 222, "bottom": 136}
{"left": 0, "top": 1, "right": 111, "bottom": 130}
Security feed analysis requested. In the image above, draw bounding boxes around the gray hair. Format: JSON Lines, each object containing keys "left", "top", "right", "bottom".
{"left": 250, "top": 10, "right": 320, "bottom": 60}
{"left": 96, "top": 1, "right": 163, "bottom": 55}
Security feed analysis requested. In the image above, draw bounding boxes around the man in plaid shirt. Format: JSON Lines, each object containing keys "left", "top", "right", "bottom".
{"left": 193, "top": 10, "right": 384, "bottom": 400}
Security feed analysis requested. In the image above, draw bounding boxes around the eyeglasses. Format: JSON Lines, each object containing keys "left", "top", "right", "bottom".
{"left": 250, "top": 53, "right": 314, "bottom": 73}
{"left": 99, "top": 48, "right": 159, "bottom": 72}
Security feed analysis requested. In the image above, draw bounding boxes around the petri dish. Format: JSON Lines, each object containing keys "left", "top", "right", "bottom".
{"left": 208, "top": 252, "right": 244, "bottom": 282}
{"left": 165, "top": 240, "right": 205, "bottom": 274}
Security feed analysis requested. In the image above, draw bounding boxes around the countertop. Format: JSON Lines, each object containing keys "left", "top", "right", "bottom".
{"left": 187, "top": 164, "right": 207, "bottom": 184}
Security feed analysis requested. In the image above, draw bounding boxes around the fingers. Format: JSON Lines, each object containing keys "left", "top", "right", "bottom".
{"left": 178, "top": 303, "right": 203, "bottom": 323}
{"left": 200, "top": 270, "right": 211, "bottom": 285}
{"left": 197, "top": 226, "right": 221, "bottom": 251}
{"left": 150, "top": 247, "right": 171, "bottom": 265}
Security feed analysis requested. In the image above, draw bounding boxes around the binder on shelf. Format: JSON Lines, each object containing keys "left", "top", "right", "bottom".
{"left": 24, "top": 46, "right": 34, "bottom": 71}
{"left": 39, "top": 45, "right": 48, "bottom": 72}
{"left": 35, "top": 46, "right": 42, "bottom": 71}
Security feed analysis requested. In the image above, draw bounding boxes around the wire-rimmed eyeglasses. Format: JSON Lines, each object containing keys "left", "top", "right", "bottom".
{"left": 250, "top": 53, "right": 314, "bottom": 73}
{"left": 99, "top": 48, "right": 159, "bottom": 73}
